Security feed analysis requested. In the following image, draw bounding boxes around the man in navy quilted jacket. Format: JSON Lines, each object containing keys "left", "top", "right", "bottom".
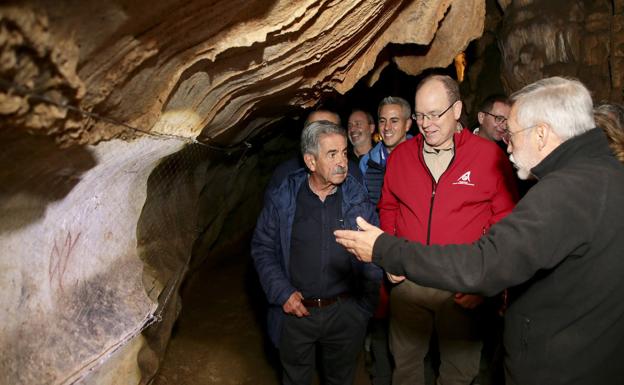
{"left": 252, "top": 120, "right": 382, "bottom": 385}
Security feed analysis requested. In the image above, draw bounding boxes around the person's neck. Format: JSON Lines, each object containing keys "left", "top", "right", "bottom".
{"left": 478, "top": 128, "right": 492, "bottom": 141}
{"left": 426, "top": 136, "right": 455, "bottom": 151}
{"left": 385, "top": 137, "right": 406, "bottom": 154}
{"left": 308, "top": 175, "right": 336, "bottom": 202}
{"left": 354, "top": 142, "right": 372, "bottom": 157}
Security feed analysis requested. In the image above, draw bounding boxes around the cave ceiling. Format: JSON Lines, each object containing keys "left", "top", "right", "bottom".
{"left": 0, "top": 0, "right": 485, "bottom": 147}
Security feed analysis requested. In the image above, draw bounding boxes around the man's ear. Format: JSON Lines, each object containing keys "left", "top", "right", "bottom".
{"left": 534, "top": 123, "right": 549, "bottom": 150}
{"left": 477, "top": 111, "right": 485, "bottom": 125}
{"left": 303, "top": 153, "right": 316, "bottom": 172}
{"left": 453, "top": 100, "right": 463, "bottom": 120}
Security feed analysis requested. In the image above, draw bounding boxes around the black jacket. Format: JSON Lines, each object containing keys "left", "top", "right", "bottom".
{"left": 373, "top": 128, "right": 624, "bottom": 385}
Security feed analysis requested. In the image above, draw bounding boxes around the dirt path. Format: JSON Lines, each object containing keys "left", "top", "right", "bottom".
{"left": 154, "top": 258, "right": 371, "bottom": 385}
{"left": 154, "top": 259, "right": 280, "bottom": 385}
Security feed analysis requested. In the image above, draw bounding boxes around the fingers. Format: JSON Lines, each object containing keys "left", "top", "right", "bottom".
{"left": 334, "top": 233, "right": 357, "bottom": 249}
{"left": 296, "top": 304, "right": 310, "bottom": 317}
{"left": 334, "top": 229, "right": 358, "bottom": 241}
{"left": 355, "top": 216, "right": 373, "bottom": 230}
{"left": 387, "top": 273, "right": 406, "bottom": 283}
{"left": 283, "top": 291, "right": 307, "bottom": 316}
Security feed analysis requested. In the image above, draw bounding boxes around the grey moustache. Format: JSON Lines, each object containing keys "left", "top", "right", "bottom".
{"left": 333, "top": 166, "right": 347, "bottom": 175}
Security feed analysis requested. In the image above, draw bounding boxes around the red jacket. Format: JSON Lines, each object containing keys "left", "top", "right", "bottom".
{"left": 379, "top": 129, "right": 517, "bottom": 243}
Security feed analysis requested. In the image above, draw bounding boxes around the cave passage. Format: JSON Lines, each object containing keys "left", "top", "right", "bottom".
{"left": 150, "top": 61, "right": 505, "bottom": 385}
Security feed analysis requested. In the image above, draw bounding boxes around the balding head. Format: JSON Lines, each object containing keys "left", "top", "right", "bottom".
{"left": 414, "top": 75, "right": 463, "bottom": 149}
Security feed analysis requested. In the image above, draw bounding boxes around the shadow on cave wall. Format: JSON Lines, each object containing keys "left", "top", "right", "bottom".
{"left": 0, "top": 129, "right": 96, "bottom": 233}
{"left": 133, "top": 117, "right": 300, "bottom": 382}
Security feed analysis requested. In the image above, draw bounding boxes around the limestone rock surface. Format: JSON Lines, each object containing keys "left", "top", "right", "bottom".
{"left": 2, "top": 1, "right": 483, "bottom": 147}
{"left": 499, "top": 0, "right": 624, "bottom": 102}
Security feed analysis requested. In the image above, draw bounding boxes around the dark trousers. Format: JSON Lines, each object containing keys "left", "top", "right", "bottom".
{"left": 279, "top": 299, "right": 368, "bottom": 385}
{"left": 366, "top": 318, "right": 393, "bottom": 385}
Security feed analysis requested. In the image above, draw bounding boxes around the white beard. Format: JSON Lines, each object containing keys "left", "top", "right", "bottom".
{"left": 510, "top": 154, "right": 532, "bottom": 180}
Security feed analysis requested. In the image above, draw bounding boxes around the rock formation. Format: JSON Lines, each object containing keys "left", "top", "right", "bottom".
{"left": 498, "top": 0, "right": 624, "bottom": 102}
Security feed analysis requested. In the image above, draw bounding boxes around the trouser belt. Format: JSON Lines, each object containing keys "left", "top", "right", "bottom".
{"left": 301, "top": 293, "right": 351, "bottom": 308}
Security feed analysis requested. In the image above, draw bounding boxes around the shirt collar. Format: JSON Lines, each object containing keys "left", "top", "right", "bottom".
{"left": 307, "top": 174, "right": 338, "bottom": 196}
{"left": 423, "top": 139, "right": 455, "bottom": 154}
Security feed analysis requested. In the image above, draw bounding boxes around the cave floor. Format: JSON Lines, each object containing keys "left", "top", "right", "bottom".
{"left": 154, "top": 257, "right": 371, "bottom": 385}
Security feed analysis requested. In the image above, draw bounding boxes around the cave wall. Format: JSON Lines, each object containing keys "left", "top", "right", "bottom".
{"left": 0, "top": 133, "right": 177, "bottom": 385}
{"left": 0, "top": 127, "right": 278, "bottom": 385}
{"left": 498, "top": 0, "right": 624, "bottom": 102}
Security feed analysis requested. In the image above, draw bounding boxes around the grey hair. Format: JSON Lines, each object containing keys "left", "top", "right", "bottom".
{"left": 510, "top": 77, "right": 595, "bottom": 141}
{"left": 378, "top": 96, "right": 411, "bottom": 119}
{"left": 300, "top": 120, "right": 347, "bottom": 156}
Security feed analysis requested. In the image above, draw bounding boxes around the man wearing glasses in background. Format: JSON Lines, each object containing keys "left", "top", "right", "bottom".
{"left": 379, "top": 74, "right": 518, "bottom": 385}
{"left": 474, "top": 95, "right": 511, "bottom": 148}
{"left": 475, "top": 95, "right": 535, "bottom": 197}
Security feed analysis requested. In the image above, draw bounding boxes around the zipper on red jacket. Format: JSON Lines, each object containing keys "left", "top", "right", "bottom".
{"left": 420, "top": 141, "right": 456, "bottom": 245}
{"left": 426, "top": 184, "right": 436, "bottom": 245}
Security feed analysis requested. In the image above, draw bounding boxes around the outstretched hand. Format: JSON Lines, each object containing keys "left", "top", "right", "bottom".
{"left": 334, "top": 217, "right": 384, "bottom": 262}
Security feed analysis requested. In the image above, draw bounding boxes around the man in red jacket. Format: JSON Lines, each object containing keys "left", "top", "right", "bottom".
{"left": 379, "top": 74, "right": 517, "bottom": 385}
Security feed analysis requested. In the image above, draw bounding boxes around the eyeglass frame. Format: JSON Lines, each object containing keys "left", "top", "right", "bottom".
{"left": 412, "top": 100, "right": 458, "bottom": 123}
{"left": 502, "top": 124, "right": 536, "bottom": 145}
{"left": 481, "top": 110, "right": 508, "bottom": 124}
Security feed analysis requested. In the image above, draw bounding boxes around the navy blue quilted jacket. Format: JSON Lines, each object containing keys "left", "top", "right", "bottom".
{"left": 251, "top": 170, "right": 381, "bottom": 346}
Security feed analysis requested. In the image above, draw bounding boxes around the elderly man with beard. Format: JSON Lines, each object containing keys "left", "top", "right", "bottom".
{"left": 335, "top": 77, "right": 624, "bottom": 385}
{"left": 252, "top": 120, "right": 382, "bottom": 385}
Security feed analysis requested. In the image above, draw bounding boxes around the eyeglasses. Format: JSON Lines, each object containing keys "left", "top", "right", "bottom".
{"left": 412, "top": 101, "right": 457, "bottom": 123}
{"left": 482, "top": 111, "right": 508, "bottom": 124}
{"left": 501, "top": 125, "right": 536, "bottom": 145}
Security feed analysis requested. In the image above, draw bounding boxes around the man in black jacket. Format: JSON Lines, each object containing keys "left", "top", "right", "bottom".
{"left": 335, "top": 77, "right": 624, "bottom": 385}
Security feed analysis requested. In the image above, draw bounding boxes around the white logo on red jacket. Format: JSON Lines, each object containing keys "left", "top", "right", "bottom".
{"left": 453, "top": 171, "right": 475, "bottom": 186}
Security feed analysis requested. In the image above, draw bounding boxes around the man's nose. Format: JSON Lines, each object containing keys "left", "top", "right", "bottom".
{"left": 337, "top": 153, "right": 347, "bottom": 166}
